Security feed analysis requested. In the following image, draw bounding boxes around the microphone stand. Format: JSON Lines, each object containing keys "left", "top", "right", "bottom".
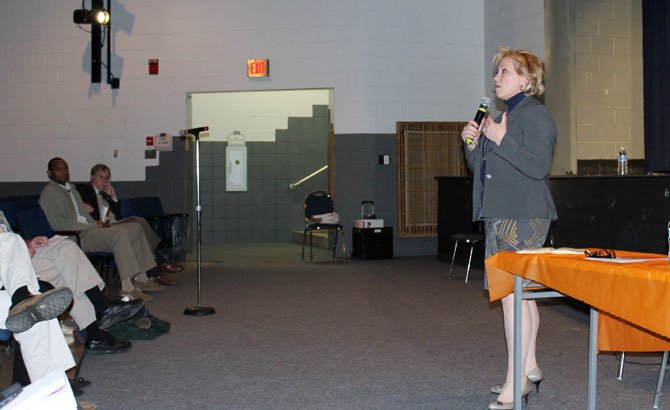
{"left": 184, "top": 129, "right": 215, "bottom": 316}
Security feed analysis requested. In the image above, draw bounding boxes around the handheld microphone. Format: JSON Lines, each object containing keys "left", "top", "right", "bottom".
{"left": 179, "top": 126, "right": 209, "bottom": 136}
{"left": 466, "top": 97, "right": 492, "bottom": 145}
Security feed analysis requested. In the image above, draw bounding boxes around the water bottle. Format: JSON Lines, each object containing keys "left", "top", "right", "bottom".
{"left": 617, "top": 147, "right": 628, "bottom": 175}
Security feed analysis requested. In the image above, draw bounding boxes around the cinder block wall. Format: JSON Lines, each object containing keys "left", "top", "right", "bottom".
{"left": 190, "top": 106, "right": 329, "bottom": 244}
{"left": 574, "top": 0, "right": 643, "bottom": 160}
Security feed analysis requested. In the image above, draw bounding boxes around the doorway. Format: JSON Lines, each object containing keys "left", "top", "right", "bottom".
{"left": 186, "top": 89, "right": 334, "bottom": 244}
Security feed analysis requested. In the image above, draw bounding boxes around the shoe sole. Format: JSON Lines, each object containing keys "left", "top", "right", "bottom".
{"left": 139, "top": 287, "right": 165, "bottom": 293}
{"left": 85, "top": 343, "right": 132, "bottom": 355}
{"left": 120, "top": 292, "right": 154, "bottom": 303}
{"left": 6, "top": 287, "right": 73, "bottom": 333}
{"left": 132, "top": 282, "right": 166, "bottom": 293}
{"left": 98, "top": 301, "right": 145, "bottom": 330}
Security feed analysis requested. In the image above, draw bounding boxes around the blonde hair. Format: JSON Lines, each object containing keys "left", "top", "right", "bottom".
{"left": 90, "top": 163, "right": 110, "bottom": 176}
{"left": 493, "top": 47, "right": 545, "bottom": 96}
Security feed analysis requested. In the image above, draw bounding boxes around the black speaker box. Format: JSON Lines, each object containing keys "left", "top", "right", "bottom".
{"left": 352, "top": 227, "right": 393, "bottom": 259}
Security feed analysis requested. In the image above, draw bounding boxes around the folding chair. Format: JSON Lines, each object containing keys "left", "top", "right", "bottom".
{"left": 301, "top": 190, "right": 344, "bottom": 261}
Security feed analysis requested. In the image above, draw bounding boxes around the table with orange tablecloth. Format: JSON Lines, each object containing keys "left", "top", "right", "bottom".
{"left": 485, "top": 250, "right": 670, "bottom": 409}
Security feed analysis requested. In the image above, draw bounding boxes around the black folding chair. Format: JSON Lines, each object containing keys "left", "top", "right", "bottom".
{"left": 301, "top": 190, "right": 344, "bottom": 261}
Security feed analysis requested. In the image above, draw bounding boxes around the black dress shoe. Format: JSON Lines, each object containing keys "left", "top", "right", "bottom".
{"left": 69, "top": 381, "right": 84, "bottom": 397}
{"left": 155, "top": 274, "right": 177, "bottom": 286}
{"left": 70, "top": 377, "right": 92, "bottom": 390}
{"left": 85, "top": 333, "right": 132, "bottom": 355}
{"left": 98, "top": 299, "right": 145, "bottom": 330}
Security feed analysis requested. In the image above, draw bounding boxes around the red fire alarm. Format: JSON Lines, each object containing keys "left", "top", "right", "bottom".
{"left": 149, "top": 59, "right": 159, "bottom": 75}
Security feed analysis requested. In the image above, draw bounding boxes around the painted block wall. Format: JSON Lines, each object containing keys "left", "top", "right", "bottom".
{"left": 574, "top": 0, "right": 643, "bottom": 160}
{"left": 484, "top": 0, "right": 546, "bottom": 116}
{"left": 189, "top": 105, "right": 330, "bottom": 244}
{"left": 0, "top": 0, "right": 485, "bottom": 183}
{"left": 334, "top": 133, "right": 441, "bottom": 257}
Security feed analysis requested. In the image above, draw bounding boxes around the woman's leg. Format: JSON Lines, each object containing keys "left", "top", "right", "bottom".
{"left": 486, "top": 218, "right": 549, "bottom": 402}
{"left": 496, "top": 294, "right": 533, "bottom": 403}
{"left": 525, "top": 300, "right": 540, "bottom": 373}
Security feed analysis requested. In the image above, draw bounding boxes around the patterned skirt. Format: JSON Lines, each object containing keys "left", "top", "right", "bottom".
{"left": 483, "top": 217, "right": 550, "bottom": 300}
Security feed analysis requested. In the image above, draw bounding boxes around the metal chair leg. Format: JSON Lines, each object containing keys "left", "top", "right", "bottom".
{"left": 332, "top": 230, "right": 338, "bottom": 258}
{"left": 448, "top": 241, "right": 459, "bottom": 280}
{"left": 617, "top": 351, "right": 626, "bottom": 380}
{"left": 465, "top": 242, "right": 475, "bottom": 283}
{"left": 301, "top": 229, "right": 307, "bottom": 261}
{"left": 654, "top": 351, "right": 669, "bottom": 409}
{"left": 309, "top": 231, "right": 313, "bottom": 261}
{"left": 341, "top": 231, "right": 346, "bottom": 260}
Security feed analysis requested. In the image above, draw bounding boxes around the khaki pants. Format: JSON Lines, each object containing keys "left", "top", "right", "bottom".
{"left": 80, "top": 222, "right": 157, "bottom": 292}
{"left": 0, "top": 232, "right": 75, "bottom": 382}
{"left": 32, "top": 236, "right": 104, "bottom": 329}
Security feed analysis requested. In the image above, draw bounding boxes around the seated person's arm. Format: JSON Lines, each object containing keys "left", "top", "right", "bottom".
{"left": 24, "top": 236, "right": 48, "bottom": 258}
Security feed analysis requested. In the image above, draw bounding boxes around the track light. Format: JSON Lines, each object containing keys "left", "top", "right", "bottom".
{"left": 73, "top": 8, "right": 110, "bottom": 25}
{"left": 94, "top": 10, "right": 110, "bottom": 25}
{"left": 73, "top": 0, "right": 119, "bottom": 87}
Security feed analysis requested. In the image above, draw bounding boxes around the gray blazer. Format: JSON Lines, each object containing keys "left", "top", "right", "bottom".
{"left": 464, "top": 96, "right": 557, "bottom": 222}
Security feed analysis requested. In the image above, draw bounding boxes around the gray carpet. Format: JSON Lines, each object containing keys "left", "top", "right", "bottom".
{"left": 79, "top": 243, "right": 667, "bottom": 409}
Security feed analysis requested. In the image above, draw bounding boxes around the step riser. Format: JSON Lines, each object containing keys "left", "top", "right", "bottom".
{"left": 292, "top": 230, "right": 337, "bottom": 250}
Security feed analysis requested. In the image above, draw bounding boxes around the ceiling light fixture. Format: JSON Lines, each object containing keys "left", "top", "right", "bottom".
{"left": 73, "top": 8, "right": 110, "bottom": 25}
{"left": 72, "top": 0, "right": 119, "bottom": 88}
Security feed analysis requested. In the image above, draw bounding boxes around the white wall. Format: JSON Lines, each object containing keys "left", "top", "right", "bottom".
{"left": 190, "top": 89, "right": 331, "bottom": 142}
{"left": 0, "top": 0, "right": 485, "bottom": 182}
{"left": 484, "top": 0, "right": 546, "bottom": 116}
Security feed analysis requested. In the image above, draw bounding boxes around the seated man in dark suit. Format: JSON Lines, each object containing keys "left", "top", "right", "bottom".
{"left": 77, "top": 163, "right": 181, "bottom": 286}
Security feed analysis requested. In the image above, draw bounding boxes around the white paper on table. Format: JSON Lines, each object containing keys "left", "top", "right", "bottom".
{"left": 516, "top": 247, "right": 585, "bottom": 255}
{"left": 585, "top": 257, "right": 666, "bottom": 263}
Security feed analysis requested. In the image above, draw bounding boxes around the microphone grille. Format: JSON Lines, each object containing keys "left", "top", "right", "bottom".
{"left": 480, "top": 97, "right": 492, "bottom": 108}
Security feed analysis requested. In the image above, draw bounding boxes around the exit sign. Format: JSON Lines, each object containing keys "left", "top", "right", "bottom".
{"left": 247, "top": 59, "right": 269, "bottom": 78}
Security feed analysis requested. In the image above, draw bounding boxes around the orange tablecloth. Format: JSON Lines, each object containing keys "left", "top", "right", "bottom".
{"left": 485, "top": 250, "right": 670, "bottom": 351}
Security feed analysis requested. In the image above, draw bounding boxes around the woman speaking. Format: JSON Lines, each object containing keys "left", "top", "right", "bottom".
{"left": 461, "top": 47, "right": 557, "bottom": 410}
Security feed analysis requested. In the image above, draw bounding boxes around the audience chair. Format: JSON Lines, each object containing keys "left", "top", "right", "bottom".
{"left": 0, "top": 196, "right": 38, "bottom": 234}
{"left": 0, "top": 200, "right": 20, "bottom": 232}
{"left": 448, "top": 233, "right": 485, "bottom": 283}
{"left": 128, "top": 196, "right": 190, "bottom": 260}
{"left": 301, "top": 190, "right": 344, "bottom": 262}
{"left": 16, "top": 206, "right": 75, "bottom": 239}
{"left": 120, "top": 198, "right": 136, "bottom": 219}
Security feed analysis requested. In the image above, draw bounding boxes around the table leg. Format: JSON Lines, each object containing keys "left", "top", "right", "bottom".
{"left": 653, "top": 351, "right": 668, "bottom": 409}
{"left": 588, "top": 308, "right": 598, "bottom": 410}
{"left": 514, "top": 275, "right": 522, "bottom": 410}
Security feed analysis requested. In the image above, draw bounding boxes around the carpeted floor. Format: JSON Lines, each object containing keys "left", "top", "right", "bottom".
{"left": 77, "top": 243, "right": 668, "bottom": 409}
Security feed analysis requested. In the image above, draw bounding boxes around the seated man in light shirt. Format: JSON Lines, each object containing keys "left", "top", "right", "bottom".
{"left": 0, "top": 211, "right": 141, "bottom": 356}
{"left": 76, "top": 163, "right": 182, "bottom": 286}
{"left": 0, "top": 230, "right": 75, "bottom": 384}
{"left": 39, "top": 158, "right": 159, "bottom": 302}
